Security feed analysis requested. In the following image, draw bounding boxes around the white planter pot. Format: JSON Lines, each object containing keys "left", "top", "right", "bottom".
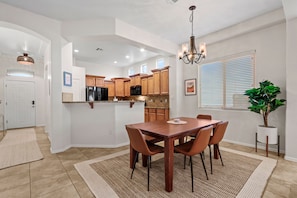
{"left": 257, "top": 125, "right": 278, "bottom": 144}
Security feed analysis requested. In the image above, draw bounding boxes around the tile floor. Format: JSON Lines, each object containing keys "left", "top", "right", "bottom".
{"left": 0, "top": 127, "right": 296, "bottom": 197}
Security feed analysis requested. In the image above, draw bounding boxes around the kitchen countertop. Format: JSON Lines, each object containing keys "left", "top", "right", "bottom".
{"left": 63, "top": 100, "right": 144, "bottom": 103}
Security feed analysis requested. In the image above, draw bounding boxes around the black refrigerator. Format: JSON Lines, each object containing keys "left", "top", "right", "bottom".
{"left": 86, "top": 87, "right": 108, "bottom": 101}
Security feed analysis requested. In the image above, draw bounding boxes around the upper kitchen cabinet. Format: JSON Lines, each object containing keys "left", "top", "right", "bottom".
{"left": 104, "top": 80, "right": 115, "bottom": 97}
{"left": 141, "top": 76, "right": 148, "bottom": 96}
{"left": 124, "top": 79, "right": 131, "bottom": 97}
{"left": 130, "top": 73, "right": 147, "bottom": 86}
{"left": 151, "top": 69, "right": 161, "bottom": 95}
{"left": 86, "top": 75, "right": 105, "bottom": 87}
{"left": 160, "top": 66, "right": 169, "bottom": 95}
{"left": 147, "top": 75, "right": 154, "bottom": 95}
{"left": 112, "top": 77, "right": 129, "bottom": 97}
{"left": 149, "top": 66, "right": 169, "bottom": 95}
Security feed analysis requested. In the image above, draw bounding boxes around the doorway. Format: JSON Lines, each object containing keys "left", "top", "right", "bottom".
{"left": 5, "top": 80, "right": 36, "bottom": 129}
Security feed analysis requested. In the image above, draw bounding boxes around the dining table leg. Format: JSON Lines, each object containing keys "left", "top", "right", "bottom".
{"left": 164, "top": 137, "right": 174, "bottom": 192}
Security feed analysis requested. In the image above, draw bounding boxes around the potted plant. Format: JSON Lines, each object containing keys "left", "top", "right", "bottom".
{"left": 244, "top": 80, "right": 286, "bottom": 144}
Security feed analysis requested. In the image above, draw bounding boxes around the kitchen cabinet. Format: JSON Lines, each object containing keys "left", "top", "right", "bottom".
{"left": 145, "top": 108, "right": 169, "bottom": 122}
{"left": 130, "top": 73, "right": 147, "bottom": 86}
{"left": 152, "top": 69, "right": 161, "bottom": 95}
{"left": 95, "top": 77, "right": 105, "bottom": 87}
{"left": 86, "top": 75, "right": 105, "bottom": 87}
{"left": 160, "top": 67, "right": 169, "bottom": 95}
{"left": 112, "top": 78, "right": 128, "bottom": 97}
{"left": 141, "top": 76, "right": 148, "bottom": 96}
{"left": 144, "top": 108, "right": 149, "bottom": 122}
{"left": 147, "top": 75, "right": 154, "bottom": 95}
{"left": 148, "top": 108, "right": 156, "bottom": 122}
{"left": 104, "top": 80, "right": 115, "bottom": 97}
{"left": 156, "top": 108, "right": 169, "bottom": 121}
{"left": 124, "top": 79, "right": 131, "bottom": 97}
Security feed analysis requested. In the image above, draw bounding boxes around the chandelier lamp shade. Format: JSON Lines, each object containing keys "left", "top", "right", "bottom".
{"left": 179, "top": 5, "right": 206, "bottom": 64}
{"left": 17, "top": 53, "right": 35, "bottom": 65}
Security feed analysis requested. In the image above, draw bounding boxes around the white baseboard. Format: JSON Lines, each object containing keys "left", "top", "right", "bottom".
{"left": 223, "top": 138, "right": 285, "bottom": 154}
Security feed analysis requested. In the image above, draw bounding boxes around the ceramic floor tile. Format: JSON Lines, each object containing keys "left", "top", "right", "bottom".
{"left": 30, "top": 159, "right": 66, "bottom": 182}
{"left": 33, "top": 184, "right": 80, "bottom": 198}
{"left": 0, "top": 183, "right": 30, "bottom": 198}
{"left": 73, "top": 181, "right": 96, "bottom": 198}
{"left": 0, "top": 171, "right": 29, "bottom": 192}
{"left": 31, "top": 172, "right": 73, "bottom": 197}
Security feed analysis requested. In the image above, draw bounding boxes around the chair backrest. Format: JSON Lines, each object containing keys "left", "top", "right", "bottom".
{"left": 126, "top": 126, "right": 152, "bottom": 156}
{"left": 209, "top": 121, "right": 229, "bottom": 145}
{"left": 188, "top": 125, "right": 213, "bottom": 156}
{"left": 196, "top": 114, "right": 212, "bottom": 120}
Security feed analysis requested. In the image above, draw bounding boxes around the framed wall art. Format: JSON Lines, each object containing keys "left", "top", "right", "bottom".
{"left": 185, "top": 78, "right": 196, "bottom": 96}
{"left": 63, "top": 71, "right": 72, "bottom": 87}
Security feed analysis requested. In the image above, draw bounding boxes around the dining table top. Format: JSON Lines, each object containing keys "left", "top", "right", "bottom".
{"left": 127, "top": 117, "right": 221, "bottom": 138}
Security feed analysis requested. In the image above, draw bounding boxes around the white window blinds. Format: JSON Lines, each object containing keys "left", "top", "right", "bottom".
{"left": 200, "top": 53, "right": 254, "bottom": 109}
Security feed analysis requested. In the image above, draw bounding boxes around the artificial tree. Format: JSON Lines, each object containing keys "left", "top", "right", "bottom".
{"left": 244, "top": 80, "right": 286, "bottom": 127}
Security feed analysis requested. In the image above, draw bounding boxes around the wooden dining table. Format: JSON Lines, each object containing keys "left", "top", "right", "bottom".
{"left": 126, "top": 117, "right": 221, "bottom": 192}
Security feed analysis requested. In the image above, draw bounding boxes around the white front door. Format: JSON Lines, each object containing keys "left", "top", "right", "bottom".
{"left": 5, "top": 80, "right": 36, "bottom": 129}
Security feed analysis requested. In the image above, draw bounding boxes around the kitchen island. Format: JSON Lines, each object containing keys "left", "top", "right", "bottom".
{"left": 64, "top": 101, "right": 144, "bottom": 148}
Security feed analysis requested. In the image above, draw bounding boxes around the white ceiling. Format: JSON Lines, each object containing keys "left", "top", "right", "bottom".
{"left": 0, "top": 0, "right": 283, "bottom": 67}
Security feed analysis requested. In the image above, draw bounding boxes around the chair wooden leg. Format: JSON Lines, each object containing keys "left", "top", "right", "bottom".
{"left": 255, "top": 132, "right": 258, "bottom": 152}
{"left": 217, "top": 144, "right": 224, "bottom": 166}
{"left": 209, "top": 145, "right": 213, "bottom": 174}
{"left": 190, "top": 156, "right": 194, "bottom": 192}
{"left": 277, "top": 135, "right": 280, "bottom": 156}
{"left": 131, "top": 151, "right": 139, "bottom": 179}
{"left": 200, "top": 153, "right": 209, "bottom": 180}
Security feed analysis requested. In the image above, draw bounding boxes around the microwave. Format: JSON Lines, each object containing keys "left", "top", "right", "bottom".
{"left": 130, "top": 85, "right": 142, "bottom": 95}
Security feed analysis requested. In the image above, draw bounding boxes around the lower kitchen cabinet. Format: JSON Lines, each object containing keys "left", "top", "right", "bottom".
{"left": 145, "top": 108, "right": 169, "bottom": 122}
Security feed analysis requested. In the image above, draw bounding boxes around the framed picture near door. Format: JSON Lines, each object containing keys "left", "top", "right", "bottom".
{"left": 63, "top": 71, "right": 72, "bottom": 87}
{"left": 185, "top": 78, "right": 196, "bottom": 96}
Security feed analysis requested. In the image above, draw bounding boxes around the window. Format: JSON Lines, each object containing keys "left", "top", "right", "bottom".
{"left": 199, "top": 53, "right": 254, "bottom": 109}
{"left": 7, "top": 69, "right": 34, "bottom": 77}
{"left": 128, "top": 67, "right": 134, "bottom": 76}
{"left": 140, "top": 63, "right": 147, "bottom": 74}
{"left": 156, "top": 58, "right": 165, "bottom": 69}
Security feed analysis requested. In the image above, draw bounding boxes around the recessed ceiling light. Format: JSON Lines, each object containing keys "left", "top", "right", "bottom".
{"left": 114, "top": 61, "right": 117, "bottom": 64}
{"left": 125, "top": 55, "right": 130, "bottom": 59}
{"left": 74, "top": 49, "right": 79, "bottom": 53}
{"left": 140, "top": 48, "right": 145, "bottom": 52}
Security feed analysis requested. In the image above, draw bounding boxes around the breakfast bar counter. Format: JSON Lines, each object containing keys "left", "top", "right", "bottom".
{"left": 64, "top": 101, "right": 144, "bottom": 148}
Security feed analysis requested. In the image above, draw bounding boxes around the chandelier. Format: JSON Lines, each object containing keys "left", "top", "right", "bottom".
{"left": 17, "top": 53, "right": 34, "bottom": 65}
{"left": 179, "top": 5, "right": 206, "bottom": 64}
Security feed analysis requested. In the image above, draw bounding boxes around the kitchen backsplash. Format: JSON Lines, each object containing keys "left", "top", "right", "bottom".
{"left": 127, "top": 95, "right": 169, "bottom": 108}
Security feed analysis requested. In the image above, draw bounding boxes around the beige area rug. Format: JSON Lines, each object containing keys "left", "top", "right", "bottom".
{"left": 0, "top": 128, "right": 43, "bottom": 169}
{"left": 75, "top": 147, "right": 276, "bottom": 198}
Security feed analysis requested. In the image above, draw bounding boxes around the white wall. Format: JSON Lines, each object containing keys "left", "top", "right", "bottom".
{"left": 283, "top": 0, "right": 297, "bottom": 161}
{"left": 76, "top": 60, "right": 122, "bottom": 80}
{"left": 121, "top": 55, "right": 171, "bottom": 77}
{"left": 180, "top": 10, "right": 287, "bottom": 152}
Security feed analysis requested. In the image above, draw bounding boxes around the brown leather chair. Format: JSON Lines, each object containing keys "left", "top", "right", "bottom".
{"left": 174, "top": 125, "right": 213, "bottom": 192}
{"left": 188, "top": 114, "right": 212, "bottom": 140}
{"left": 208, "top": 121, "right": 228, "bottom": 174}
{"left": 126, "top": 126, "right": 163, "bottom": 191}
{"left": 196, "top": 114, "right": 212, "bottom": 120}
